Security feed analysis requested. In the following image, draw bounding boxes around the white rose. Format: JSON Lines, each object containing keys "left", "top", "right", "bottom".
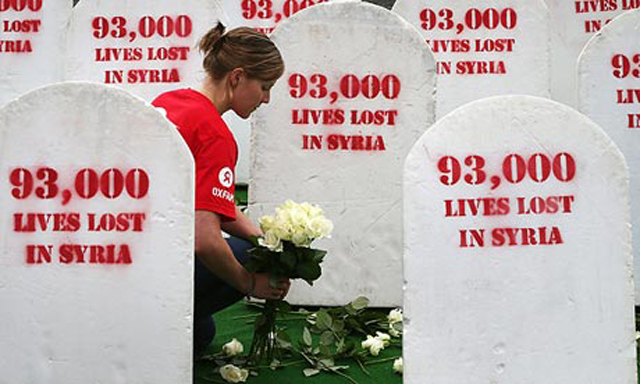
{"left": 222, "top": 338, "right": 244, "bottom": 356}
{"left": 376, "top": 332, "right": 391, "bottom": 342}
{"left": 259, "top": 230, "right": 283, "bottom": 252}
{"left": 388, "top": 308, "right": 403, "bottom": 324}
{"left": 288, "top": 205, "right": 308, "bottom": 229}
{"left": 361, "top": 335, "right": 387, "bottom": 356}
{"left": 308, "top": 216, "right": 333, "bottom": 238}
{"left": 259, "top": 215, "right": 276, "bottom": 233}
{"left": 291, "top": 231, "right": 310, "bottom": 247}
{"left": 393, "top": 357, "right": 403, "bottom": 374}
{"left": 307, "top": 204, "right": 324, "bottom": 218}
{"left": 220, "top": 364, "right": 249, "bottom": 383}
{"left": 272, "top": 221, "right": 293, "bottom": 242}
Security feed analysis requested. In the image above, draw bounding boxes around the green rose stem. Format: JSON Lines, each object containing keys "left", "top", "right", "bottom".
{"left": 248, "top": 299, "right": 280, "bottom": 365}
{"left": 254, "top": 360, "right": 305, "bottom": 369}
{"left": 363, "top": 355, "right": 403, "bottom": 365}
{"left": 298, "top": 351, "right": 359, "bottom": 384}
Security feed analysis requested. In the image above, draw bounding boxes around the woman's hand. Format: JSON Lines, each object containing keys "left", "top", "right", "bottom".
{"left": 251, "top": 273, "right": 291, "bottom": 300}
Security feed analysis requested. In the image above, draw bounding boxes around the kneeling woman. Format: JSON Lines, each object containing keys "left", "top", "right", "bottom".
{"left": 153, "top": 22, "right": 290, "bottom": 357}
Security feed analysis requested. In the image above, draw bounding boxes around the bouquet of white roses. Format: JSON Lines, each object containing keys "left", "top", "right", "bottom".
{"left": 246, "top": 200, "right": 333, "bottom": 364}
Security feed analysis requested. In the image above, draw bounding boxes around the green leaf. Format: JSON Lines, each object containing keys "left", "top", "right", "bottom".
{"left": 316, "top": 310, "right": 333, "bottom": 330}
{"left": 302, "top": 327, "right": 313, "bottom": 347}
{"left": 391, "top": 322, "right": 403, "bottom": 335}
{"left": 280, "top": 251, "right": 297, "bottom": 271}
{"left": 320, "top": 331, "right": 334, "bottom": 346}
{"left": 303, "top": 368, "right": 320, "bottom": 377}
{"left": 336, "top": 337, "right": 346, "bottom": 353}
{"left": 351, "top": 296, "right": 369, "bottom": 310}
{"left": 311, "top": 249, "right": 327, "bottom": 263}
{"left": 318, "top": 357, "right": 334, "bottom": 368}
{"left": 332, "top": 320, "right": 345, "bottom": 333}
{"left": 276, "top": 330, "right": 292, "bottom": 350}
{"left": 296, "top": 261, "right": 322, "bottom": 282}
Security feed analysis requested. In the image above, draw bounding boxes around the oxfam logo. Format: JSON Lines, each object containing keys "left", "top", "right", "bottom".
{"left": 218, "top": 167, "right": 234, "bottom": 188}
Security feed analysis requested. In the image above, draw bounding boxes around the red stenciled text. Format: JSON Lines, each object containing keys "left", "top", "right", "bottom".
{"left": 0, "top": 39, "right": 31, "bottom": 53}
{"left": 289, "top": 73, "right": 401, "bottom": 104}
{"left": 444, "top": 195, "right": 575, "bottom": 218}
{"left": 241, "top": 0, "right": 327, "bottom": 25}
{"left": 0, "top": 0, "right": 43, "bottom": 12}
{"left": 13, "top": 212, "right": 147, "bottom": 232}
{"left": 302, "top": 134, "right": 386, "bottom": 151}
{"left": 92, "top": 15, "right": 193, "bottom": 43}
{"left": 437, "top": 153, "right": 577, "bottom": 189}
{"left": 292, "top": 109, "right": 398, "bottom": 126}
{"left": 419, "top": 8, "right": 517, "bottom": 33}
{"left": 25, "top": 244, "right": 132, "bottom": 265}
{"left": 94, "top": 46, "right": 190, "bottom": 62}
{"left": 437, "top": 152, "right": 577, "bottom": 249}
{"left": 9, "top": 167, "right": 150, "bottom": 205}
{"left": 3, "top": 19, "right": 41, "bottom": 32}
{"left": 104, "top": 68, "right": 180, "bottom": 84}
{"left": 459, "top": 226, "right": 563, "bottom": 248}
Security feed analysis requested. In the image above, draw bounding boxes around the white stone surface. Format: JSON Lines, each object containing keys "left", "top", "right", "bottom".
{"left": 578, "top": 9, "right": 640, "bottom": 304}
{"left": 0, "top": 83, "right": 194, "bottom": 384}
{"left": 65, "top": 0, "right": 225, "bottom": 102}
{"left": 393, "top": 0, "right": 549, "bottom": 119}
{"left": 404, "top": 96, "right": 635, "bottom": 383}
{"left": 223, "top": 0, "right": 356, "bottom": 35}
{"left": 222, "top": 111, "right": 251, "bottom": 184}
{"left": 0, "top": 0, "right": 71, "bottom": 106}
{"left": 250, "top": 2, "right": 436, "bottom": 306}
{"left": 546, "top": 0, "right": 639, "bottom": 107}
{"left": 222, "top": 0, "right": 359, "bottom": 184}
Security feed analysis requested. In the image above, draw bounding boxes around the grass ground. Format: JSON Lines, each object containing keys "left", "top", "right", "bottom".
{"left": 195, "top": 303, "right": 640, "bottom": 383}
{"left": 194, "top": 301, "right": 403, "bottom": 384}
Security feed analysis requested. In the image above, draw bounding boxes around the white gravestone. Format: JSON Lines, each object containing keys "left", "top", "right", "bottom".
{"left": 65, "top": 0, "right": 225, "bottom": 102}
{"left": 0, "top": 0, "right": 71, "bottom": 106}
{"left": 546, "top": 0, "right": 639, "bottom": 107}
{"left": 578, "top": 9, "right": 640, "bottom": 304}
{"left": 393, "top": 0, "right": 549, "bottom": 119}
{"left": 223, "top": 0, "right": 358, "bottom": 35}
{"left": 222, "top": 112, "right": 251, "bottom": 185}
{"left": 0, "top": 83, "right": 194, "bottom": 384}
{"left": 404, "top": 96, "right": 636, "bottom": 383}
{"left": 221, "top": 0, "right": 358, "bottom": 184}
{"left": 250, "top": 2, "right": 436, "bottom": 307}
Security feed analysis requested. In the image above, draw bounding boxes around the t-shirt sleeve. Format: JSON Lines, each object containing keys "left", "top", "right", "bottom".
{"left": 194, "top": 135, "right": 237, "bottom": 221}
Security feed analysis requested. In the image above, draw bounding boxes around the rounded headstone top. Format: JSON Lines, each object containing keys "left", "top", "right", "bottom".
{"left": 403, "top": 94, "right": 634, "bottom": 383}
{"left": 416, "top": 95, "right": 626, "bottom": 165}
{"left": 0, "top": 82, "right": 193, "bottom": 181}
{"left": 578, "top": 8, "right": 640, "bottom": 69}
{"left": 65, "top": 0, "right": 226, "bottom": 101}
{"left": 250, "top": 0, "right": 435, "bottom": 306}
{"left": 392, "top": 0, "right": 550, "bottom": 118}
{"left": 273, "top": 1, "right": 425, "bottom": 36}
{"left": 0, "top": 81, "right": 194, "bottom": 383}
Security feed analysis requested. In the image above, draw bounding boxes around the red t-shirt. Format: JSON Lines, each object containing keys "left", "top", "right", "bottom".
{"left": 152, "top": 89, "right": 237, "bottom": 221}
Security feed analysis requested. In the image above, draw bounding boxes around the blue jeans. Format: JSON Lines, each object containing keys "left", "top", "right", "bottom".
{"left": 193, "top": 236, "right": 253, "bottom": 357}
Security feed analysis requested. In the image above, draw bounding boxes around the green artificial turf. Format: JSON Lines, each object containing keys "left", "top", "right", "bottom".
{"left": 194, "top": 301, "right": 403, "bottom": 384}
